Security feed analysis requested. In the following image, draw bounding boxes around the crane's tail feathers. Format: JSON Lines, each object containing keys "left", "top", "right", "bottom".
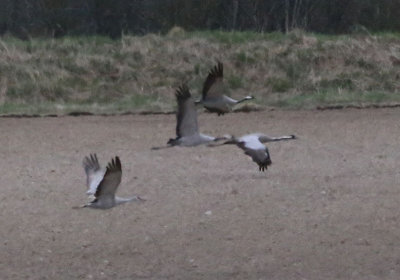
{"left": 207, "top": 135, "right": 236, "bottom": 147}
{"left": 207, "top": 142, "right": 225, "bottom": 147}
{"left": 213, "top": 134, "right": 232, "bottom": 142}
{"left": 135, "top": 196, "right": 146, "bottom": 202}
{"left": 221, "top": 134, "right": 237, "bottom": 144}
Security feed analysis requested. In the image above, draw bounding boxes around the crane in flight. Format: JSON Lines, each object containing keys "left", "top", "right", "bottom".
{"left": 152, "top": 84, "right": 229, "bottom": 149}
{"left": 216, "top": 133, "right": 296, "bottom": 171}
{"left": 196, "top": 61, "right": 254, "bottom": 115}
{"left": 76, "top": 154, "right": 144, "bottom": 209}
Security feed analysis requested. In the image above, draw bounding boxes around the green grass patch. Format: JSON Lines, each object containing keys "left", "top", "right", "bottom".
{"left": 0, "top": 92, "right": 161, "bottom": 115}
{"left": 318, "top": 78, "right": 354, "bottom": 90}
{"left": 187, "top": 30, "right": 286, "bottom": 44}
{"left": 268, "top": 77, "right": 293, "bottom": 92}
{"left": 233, "top": 51, "right": 256, "bottom": 65}
{"left": 272, "top": 90, "right": 400, "bottom": 109}
{"left": 227, "top": 75, "right": 244, "bottom": 90}
{"left": 0, "top": 31, "right": 400, "bottom": 115}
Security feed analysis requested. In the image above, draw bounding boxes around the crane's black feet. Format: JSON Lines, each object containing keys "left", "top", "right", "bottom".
{"left": 258, "top": 160, "right": 272, "bottom": 172}
{"left": 259, "top": 165, "right": 268, "bottom": 172}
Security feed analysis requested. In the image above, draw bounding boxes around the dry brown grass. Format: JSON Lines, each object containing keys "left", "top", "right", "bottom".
{"left": 0, "top": 30, "right": 400, "bottom": 114}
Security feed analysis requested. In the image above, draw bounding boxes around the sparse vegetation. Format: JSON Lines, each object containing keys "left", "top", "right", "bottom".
{"left": 1, "top": 30, "right": 400, "bottom": 115}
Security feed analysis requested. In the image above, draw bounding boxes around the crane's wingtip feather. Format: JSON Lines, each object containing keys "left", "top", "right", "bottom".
{"left": 175, "top": 84, "right": 191, "bottom": 100}
{"left": 115, "top": 156, "right": 122, "bottom": 170}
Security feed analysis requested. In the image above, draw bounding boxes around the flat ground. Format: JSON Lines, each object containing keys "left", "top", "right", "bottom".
{"left": 0, "top": 108, "right": 399, "bottom": 280}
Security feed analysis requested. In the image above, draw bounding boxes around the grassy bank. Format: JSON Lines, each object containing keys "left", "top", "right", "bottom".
{"left": 1, "top": 30, "right": 400, "bottom": 115}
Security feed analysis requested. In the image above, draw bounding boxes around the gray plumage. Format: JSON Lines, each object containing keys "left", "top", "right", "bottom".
{"left": 196, "top": 62, "right": 254, "bottom": 115}
{"left": 221, "top": 133, "right": 296, "bottom": 171}
{"left": 153, "top": 84, "right": 228, "bottom": 149}
{"left": 80, "top": 154, "right": 144, "bottom": 209}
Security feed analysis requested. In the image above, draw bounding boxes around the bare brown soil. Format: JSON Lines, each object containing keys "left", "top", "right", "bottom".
{"left": 0, "top": 109, "right": 399, "bottom": 280}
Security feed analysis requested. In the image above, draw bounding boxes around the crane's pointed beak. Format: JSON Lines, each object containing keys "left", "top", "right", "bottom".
{"left": 72, "top": 204, "right": 87, "bottom": 209}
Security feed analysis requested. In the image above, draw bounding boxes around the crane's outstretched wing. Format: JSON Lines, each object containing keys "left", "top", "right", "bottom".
{"left": 83, "top": 154, "right": 106, "bottom": 195}
{"left": 95, "top": 156, "right": 122, "bottom": 198}
{"left": 176, "top": 84, "right": 198, "bottom": 138}
{"left": 202, "top": 62, "right": 224, "bottom": 100}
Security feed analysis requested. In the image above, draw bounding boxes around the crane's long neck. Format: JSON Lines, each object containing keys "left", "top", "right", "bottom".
{"left": 115, "top": 196, "right": 143, "bottom": 205}
{"left": 269, "top": 135, "right": 296, "bottom": 141}
{"left": 236, "top": 96, "right": 254, "bottom": 104}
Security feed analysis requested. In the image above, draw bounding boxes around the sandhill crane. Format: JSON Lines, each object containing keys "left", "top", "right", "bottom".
{"left": 152, "top": 84, "right": 228, "bottom": 149}
{"left": 219, "top": 133, "right": 296, "bottom": 171}
{"left": 196, "top": 62, "right": 254, "bottom": 115}
{"left": 78, "top": 154, "right": 144, "bottom": 209}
